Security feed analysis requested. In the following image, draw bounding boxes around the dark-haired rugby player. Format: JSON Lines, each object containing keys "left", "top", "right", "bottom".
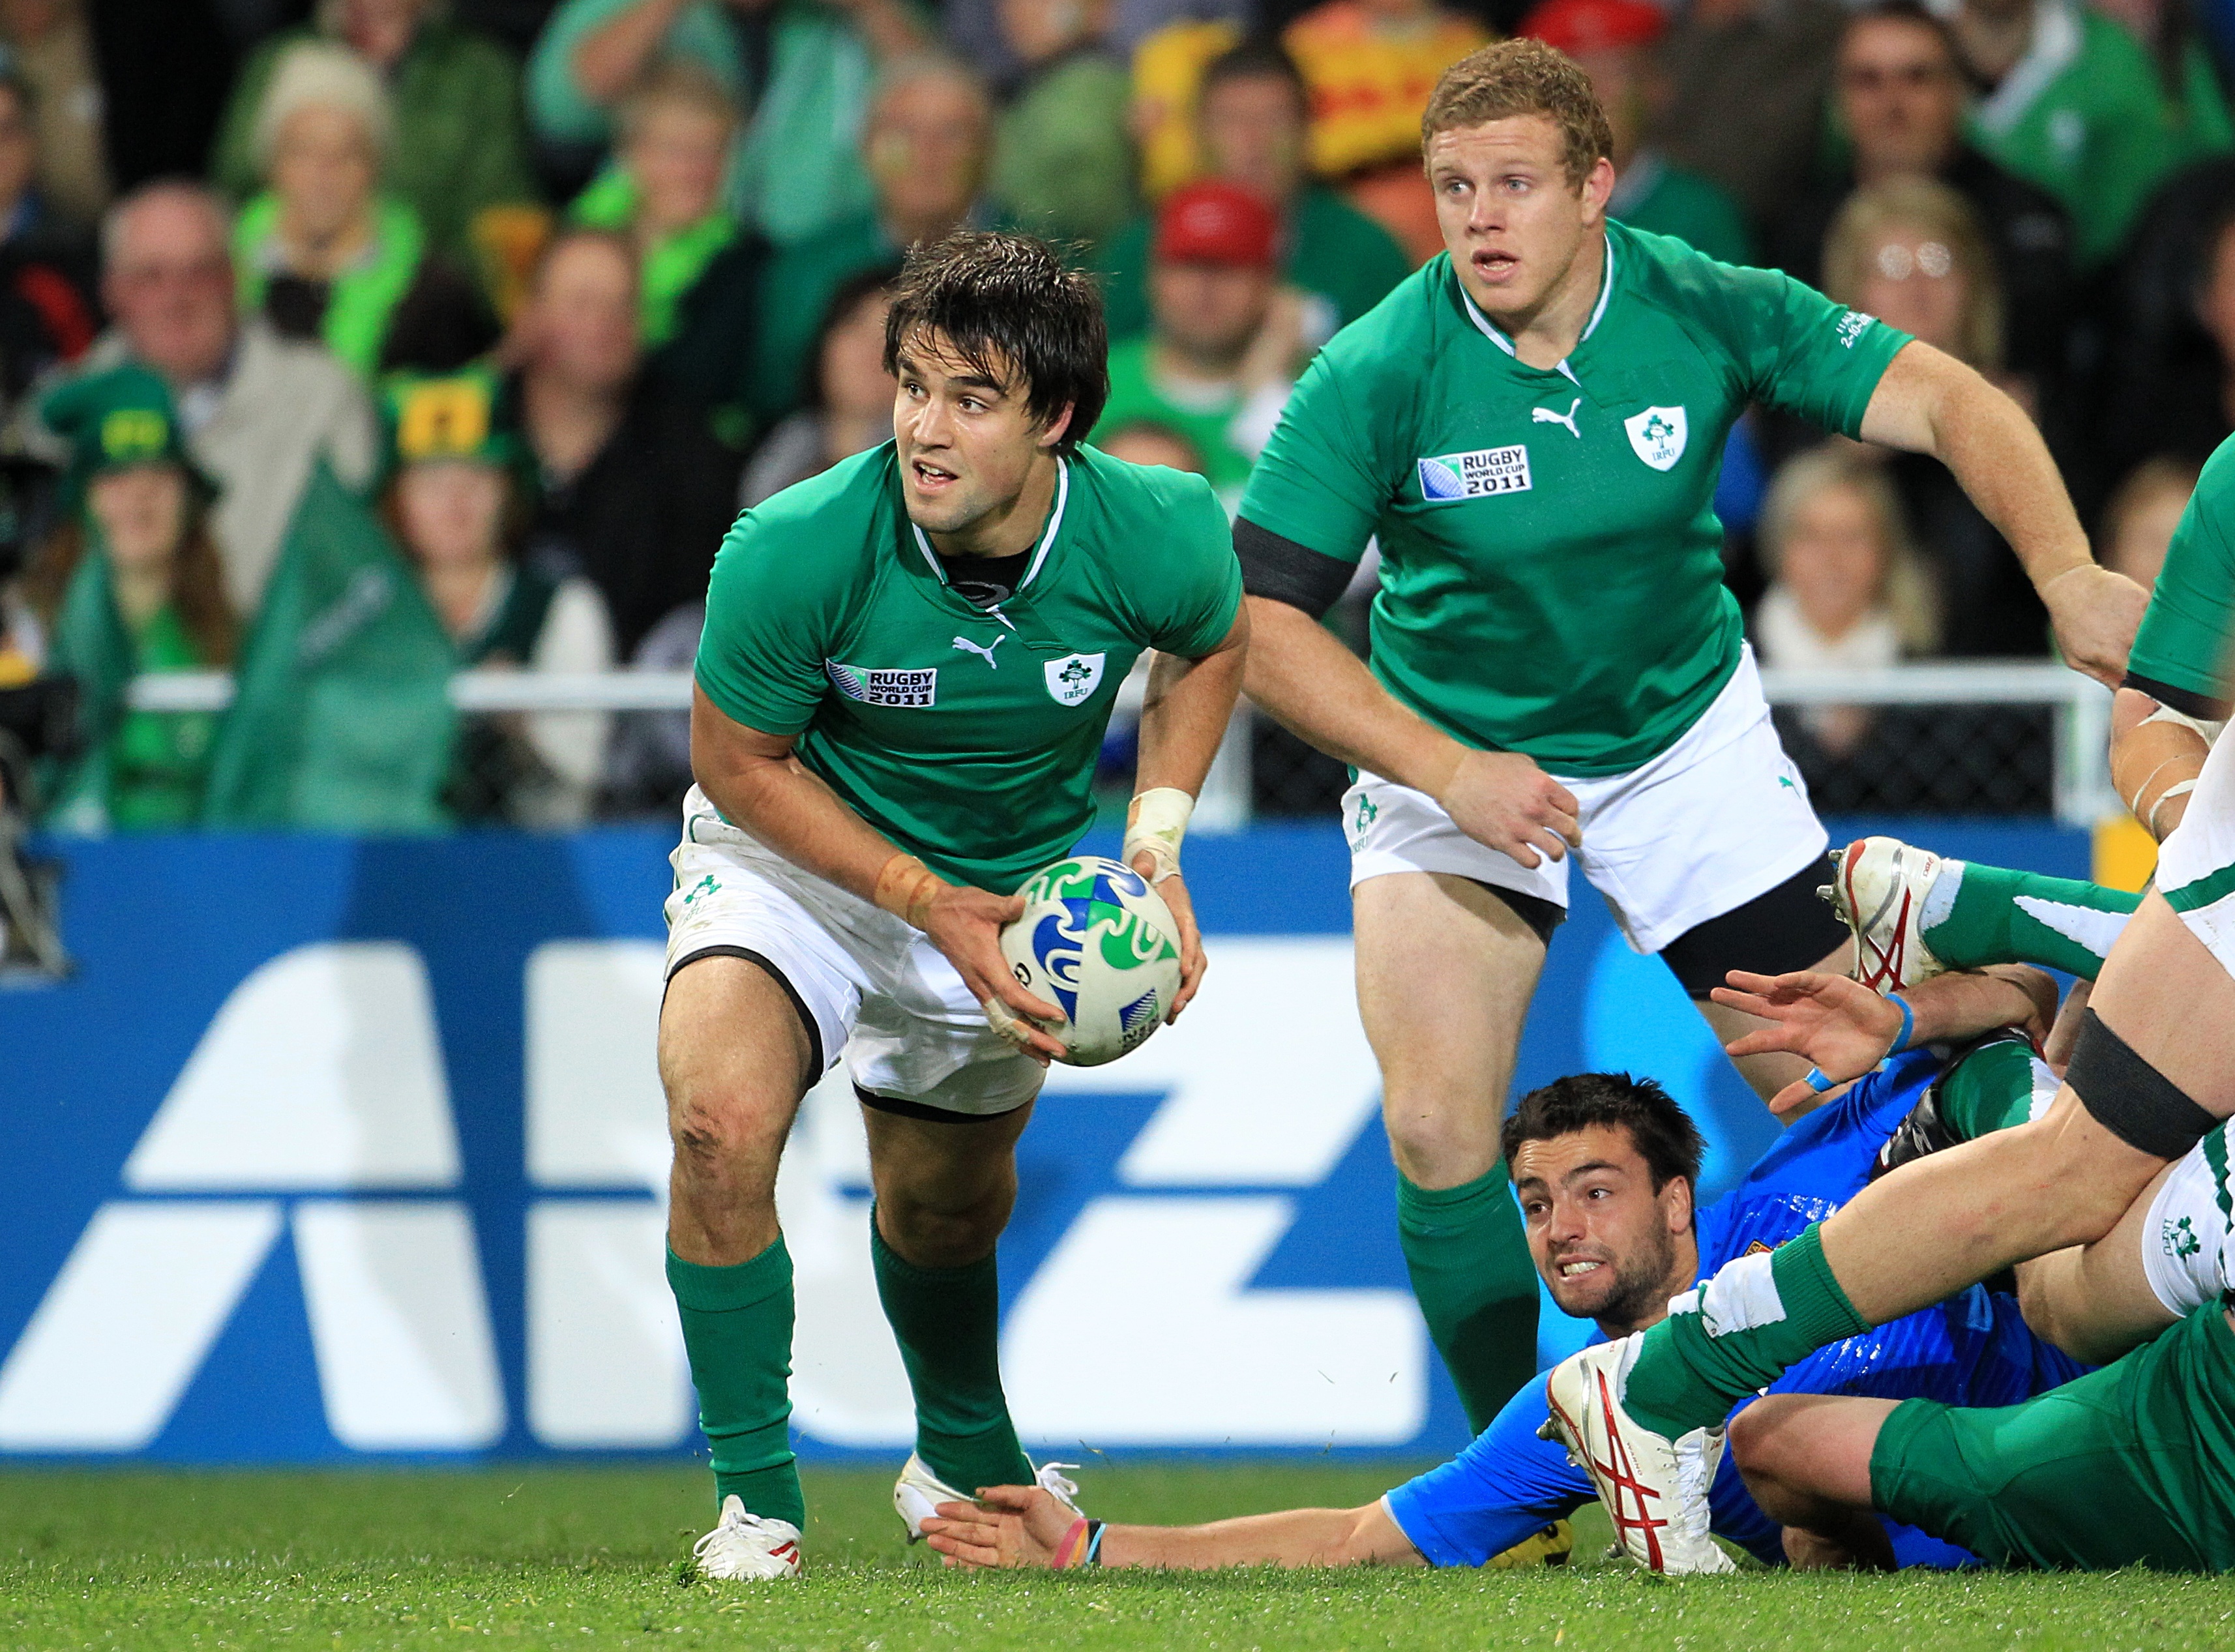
{"left": 660, "top": 231, "right": 1249, "bottom": 1579}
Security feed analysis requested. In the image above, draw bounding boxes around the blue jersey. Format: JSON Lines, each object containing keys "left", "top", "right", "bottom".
{"left": 1383, "top": 1050, "right": 2090, "bottom": 1569}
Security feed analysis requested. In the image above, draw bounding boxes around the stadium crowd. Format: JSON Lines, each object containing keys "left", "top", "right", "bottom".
{"left": 0, "top": 0, "right": 2225, "bottom": 829}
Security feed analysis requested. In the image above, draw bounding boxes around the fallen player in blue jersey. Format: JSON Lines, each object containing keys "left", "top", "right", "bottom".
{"left": 921, "top": 966, "right": 2088, "bottom": 1572}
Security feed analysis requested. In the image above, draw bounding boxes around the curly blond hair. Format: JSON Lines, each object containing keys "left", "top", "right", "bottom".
{"left": 1421, "top": 40, "right": 1612, "bottom": 186}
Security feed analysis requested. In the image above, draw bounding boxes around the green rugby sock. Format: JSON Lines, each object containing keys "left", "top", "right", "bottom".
{"left": 1921, "top": 861, "right": 2139, "bottom": 982}
{"left": 1621, "top": 1223, "right": 1869, "bottom": 1439}
{"left": 1397, "top": 1164, "right": 1541, "bottom": 1434}
{"left": 1934, "top": 1036, "right": 2042, "bottom": 1141}
{"left": 667, "top": 1240, "right": 805, "bottom": 1526}
{"left": 870, "top": 1215, "right": 1033, "bottom": 1494}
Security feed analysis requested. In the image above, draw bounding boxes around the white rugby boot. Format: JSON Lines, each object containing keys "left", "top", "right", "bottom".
{"left": 1824, "top": 836, "right": 1951, "bottom": 994}
{"left": 690, "top": 1496, "right": 802, "bottom": 1581}
{"left": 895, "top": 1453, "right": 1083, "bottom": 1541}
{"left": 1539, "top": 1337, "right": 1733, "bottom": 1575}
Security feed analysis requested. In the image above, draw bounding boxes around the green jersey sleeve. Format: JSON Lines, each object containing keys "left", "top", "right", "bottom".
{"left": 1704, "top": 260, "right": 1911, "bottom": 437}
{"left": 2129, "top": 439, "right": 2235, "bottom": 713}
{"left": 1234, "top": 338, "right": 1395, "bottom": 563}
{"left": 693, "top": 507, "right": 848, "bottom": 735}
{"left": 1121, "top": 463, "right": 1245, "bottom": 656}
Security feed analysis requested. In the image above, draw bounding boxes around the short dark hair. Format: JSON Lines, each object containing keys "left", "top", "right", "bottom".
{"left": 883, "top": 230, "right": 1107, "bottom": 453}
{"left": 1200, "top": 37, "right": 1309, "bottom": 113}
{"left": 1421, "top": 39, "right": 1612, "bottom": 186}
{"left": 1841, "top": 1, "right": 1961, "bottom": 63}
{"left": 1501, "top": 1072, "right": 1705, "bottom": 1196}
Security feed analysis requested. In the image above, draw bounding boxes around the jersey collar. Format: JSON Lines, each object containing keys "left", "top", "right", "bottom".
{"left": 1457, "top": 231, "right": 1616, "bottom": 385}
{"left": 907, "top": 455, "right": 1071, "bottom": 603}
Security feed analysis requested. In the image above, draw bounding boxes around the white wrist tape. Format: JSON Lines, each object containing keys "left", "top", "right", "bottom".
{"left": 1121, "top": 787, "right": 1193, "bottom": 884}
{"left": 2139, "top": 700, "right": 2227, "bottom": 746}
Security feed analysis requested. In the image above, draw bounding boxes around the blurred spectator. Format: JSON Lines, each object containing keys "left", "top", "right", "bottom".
{"left": 506, "top": 228, "right": 740, "bottom": 657}
{"left": 599, "top": 593, "right": 700, "bottom": 814}
{"left": 383, "top": 366, "right": 614, "bottom": 827}
{"left": 527, "top": 0, "right": 926, "bottom": 248}
{"left": 1820, "top": 176, "right": 2047, "bottom": 658}
{"left": 23, "top": 364, "right": 232, "bottom": 831}
{"left": 0, "top": 70, "right": 97, "bottom": 413}
{"left": 568, "top": 61, "right": 761, "bottom": 426}
{"left": 1091, "top": 181, "right": 1301, "bottom": 511}
{"left": 1097, "top": 38, "right": 1410, "bottom": 341}
{"left": 1127, "top": 17, "right": 1240, "bottom": 201}
{"left": 2098, "top": 454, "right": 2197, "bottom": 591}
{"left": 741, "top": 267, "right": 893, "bottom": 507}
{"left": 1753, "top": 443, "right": 1938, "bottom": 759}
{"left": 213, "top": 0, "right": 546, "bottom": 299}
{"left": 955, "top": 0, "right": 1247, "bottom": 110}
{"left": 988, "top": 0, "right": 1134, "bottom": 248}
{"left": 57, "top": 181, "right": 379, "bottom": 615}
{"left": 1520, "top": 0, "right": 1750, "bottom": 263}
{"left": 2101, "top": 193, "right": 2235, "bottom": 479}
{"left": 234, "top": 42, "right": 499, "bottom": 377}
{"left": 1282, "top": 0, "right": 1489, "bottom": 262}
{"left": 1, "top": 0, "right": 109, "bottom": 224}
{"left": 1953, "top": 0, "right": 2228, "bottom": 270}
{"left": 1652, "top": 0, "right": 1844, "bottom": 231}
{"left": 1095, "top": 417, "right": 1207, "bottom": 473}
{"left": 1772, "top": 1, "right": 2072, "bottom": 389}
{"left": 752, "top": 54, "right": 988, "bottom": 419}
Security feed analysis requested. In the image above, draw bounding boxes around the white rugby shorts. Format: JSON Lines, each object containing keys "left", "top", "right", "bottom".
{"left": 663, "top": 786, "right": 1044, "bottom": 1116}
{"left": 1344, "top": 647, "right": 1828, "bottom": 954}
{"left": 2140, "top": 1120, "right": 2235, "bottom": 1318}
{"left": 2156, "top": 727, "right": 2235, "bottom": 981}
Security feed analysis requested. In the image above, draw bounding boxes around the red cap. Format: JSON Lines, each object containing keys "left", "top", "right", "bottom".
{"left": 1153, "top": 181, "right": 1280, "bottom": 269}
{"left": 1520, "top": 0, "right": 1665, "bottom": 54}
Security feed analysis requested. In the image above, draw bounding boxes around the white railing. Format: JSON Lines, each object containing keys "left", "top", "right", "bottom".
{"left": 123, "top": 662, "right": 2120, "bottom": 828}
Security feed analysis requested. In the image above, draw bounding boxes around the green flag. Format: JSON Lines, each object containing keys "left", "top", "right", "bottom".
{"left": 37, "top": 544, "right": 134, "bottom": 832}
{"left": 202, "top": 462, "right": 455, "bottom": 830}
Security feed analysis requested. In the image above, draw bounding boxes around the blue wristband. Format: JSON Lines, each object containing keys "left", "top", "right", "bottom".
{"left": 1803, "top": 1066, "right": 1836, "bottom": 1093}
{"left": 1886, "top": 994, "right": 1916, "bottom": 1058}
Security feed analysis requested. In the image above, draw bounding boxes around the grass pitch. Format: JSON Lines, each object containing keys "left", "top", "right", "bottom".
{"left": 4, "top": 1464, "right": 2233, "bottom": 1651}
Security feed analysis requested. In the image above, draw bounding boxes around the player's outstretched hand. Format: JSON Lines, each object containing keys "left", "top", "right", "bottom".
{"left": 919, "top": 886, "right": 1068, "bottom": 1063}
{"left": 1436, "top": 750, "right": 1581, "bottom": 870}
{"left": 2041, "top": 563, "right": 2148, "bottom": 690}
{"left": 921, "top": 1485, "right": 1071, "bottom": 1570}
{"left": 1712, "top": 968, "right": 1904, "bottom": 1117}
{"left": 1136, "top": 853, "right": 1206, "bottom": 1022}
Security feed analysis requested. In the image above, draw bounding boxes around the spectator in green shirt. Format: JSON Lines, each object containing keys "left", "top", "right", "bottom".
{"left": 1520, "top": 0, "right": 1753, "bottom": 265}
{"left": 987, "top": 0, "right": 1136, "bottom": 248}
{"left": 567, "top": 62, "right": 763, "bottom": 430}
{"left": 24, "top": 363, "right": 233, "bottom": 832}
{"left": 750, "top": 53, "right": 991, "bottom": 419}
{"left": 1097, "top": 37, "right": 1412, "bottom": 343}
{"left": 1092, "top": 179, "right": 1303, "bottom": 512}
{"left": 1955, "top": 0, "right": 2230, "bottom": 269}
{"left": 527, "top": 0, "right": 929, "bottom": 249}
{"left": 211, "top": 0, "right": 543, "bottom": 293}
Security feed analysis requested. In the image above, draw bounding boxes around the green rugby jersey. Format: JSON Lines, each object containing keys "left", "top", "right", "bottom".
{"left": 2128, "top": 433, "right": 2235, "bottom": 718}
{"left": 694, "top": 442, "right": 1243, "bottom": 891}
{"left": 1239, "top": 222, "right": 1910, "bottom": 777}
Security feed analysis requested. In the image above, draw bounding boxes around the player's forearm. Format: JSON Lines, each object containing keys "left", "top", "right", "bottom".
{"left": 1242, "top": 597, "right": 1468, "bottom": 794}
{"left": 1098, "top": 1505, "right": 1418, "bottom": 1570}
{"left": 1899, "top": 966, "right": 2052, "bottom": 1048}
{"left": 2111, "top": 686, "right": 2210, "bottom": 841}
{"left": 1135, "top": 612, "right": 1249, "bottom": 798}
{"left": 1860, "top": 344, "right": 2089, "bottom": 588}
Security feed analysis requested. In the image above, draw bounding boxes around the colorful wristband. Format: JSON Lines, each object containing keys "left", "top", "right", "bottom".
{"left": 1886, "top": 994, "right": 1915, "bottom": 1058}
{"left": 1084, "top": 1520, "right": 1106, "bottom": 1566}
{"left": 1053, "top": 1515, "right": 1092, "bottom": 1569}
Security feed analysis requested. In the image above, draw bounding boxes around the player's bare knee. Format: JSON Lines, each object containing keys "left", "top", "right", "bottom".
{"left": 878, "top": 1192, "right": 1005, "bottom": 1269}
{"left": 1380, "top": 1095, "right": 1498, "bottom": 1187}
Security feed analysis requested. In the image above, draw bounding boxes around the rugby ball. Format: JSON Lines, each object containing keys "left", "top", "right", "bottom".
{"left": 999, "top": 855, "right": 1183, "bottom": 1066}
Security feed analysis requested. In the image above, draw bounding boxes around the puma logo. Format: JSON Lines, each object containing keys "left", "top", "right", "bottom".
{"left": 952, "top": 635, "right": 1005, "bottom": 668}
{"left": 1532, "top": 397, "right": 1582, "bottom": 439}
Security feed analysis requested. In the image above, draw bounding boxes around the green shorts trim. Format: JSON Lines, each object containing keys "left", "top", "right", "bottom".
{"left": 1870, "top": 1305, "right": 2235, "bottom": 1571}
